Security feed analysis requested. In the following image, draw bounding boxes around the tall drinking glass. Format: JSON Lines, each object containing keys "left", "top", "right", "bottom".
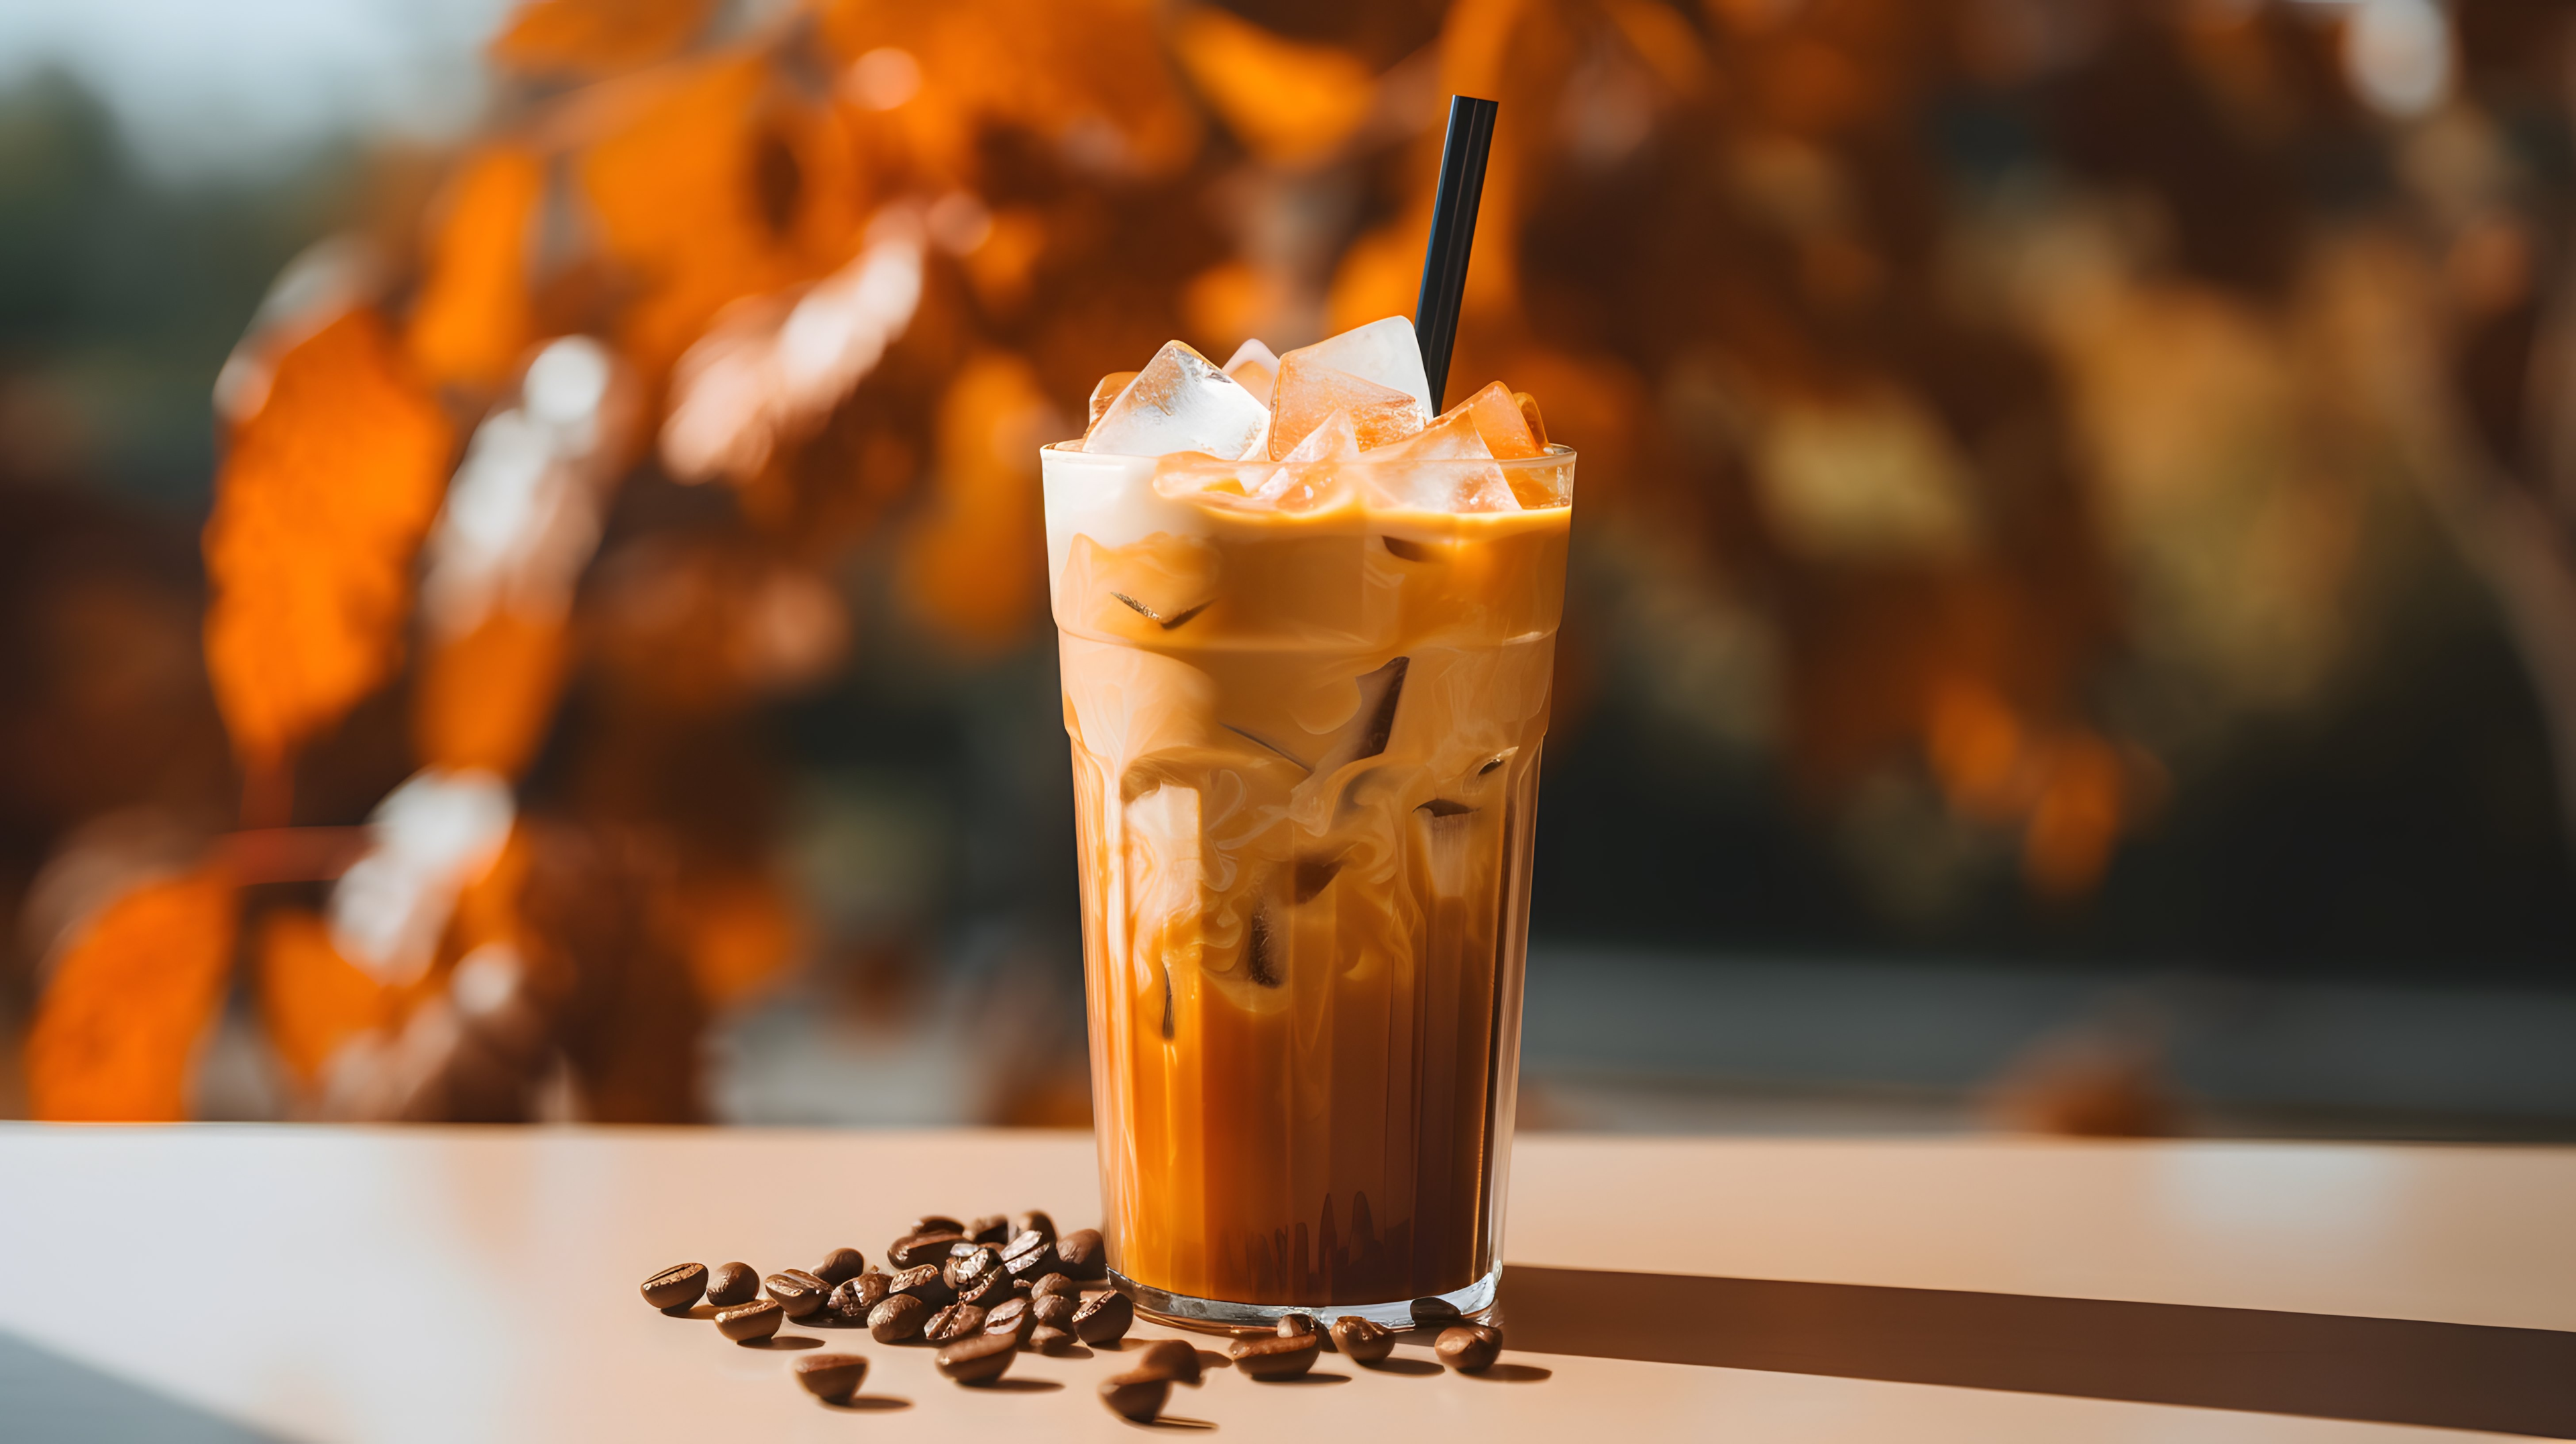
{"left": 1042, "top": 440, "right": 1574, "bottom": 1328}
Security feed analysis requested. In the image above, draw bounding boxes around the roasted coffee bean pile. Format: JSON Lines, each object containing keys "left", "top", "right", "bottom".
{"left": 639, "top": 1210, "right": 1514, "bottom": 1422}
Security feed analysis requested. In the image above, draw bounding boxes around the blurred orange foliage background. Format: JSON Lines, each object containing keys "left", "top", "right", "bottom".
{"left": 7, "top": 0, "right": 2574, "bottom": 1127}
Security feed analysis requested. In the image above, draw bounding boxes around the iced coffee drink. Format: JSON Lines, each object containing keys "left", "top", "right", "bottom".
{"left": 1044, "top": 317, "right": 1572, "bottom": 1326}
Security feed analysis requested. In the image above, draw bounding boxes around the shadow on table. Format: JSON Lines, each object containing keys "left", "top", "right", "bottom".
{"left": 0, "top": 1331, "right": 297, "bottom": 1443}
{"left": 1499, "top": 1266, "right": 2576, "bottom": 1439}
{"left": 822, "top": 1394, "right": 912, "bottom": 1412}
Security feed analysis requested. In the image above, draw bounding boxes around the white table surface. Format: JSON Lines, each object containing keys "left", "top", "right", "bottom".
{"left": 1, "top": 1128, "right": 2569, "bottom": 1442}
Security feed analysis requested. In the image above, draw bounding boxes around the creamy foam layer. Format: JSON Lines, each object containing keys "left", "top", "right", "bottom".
{"left": 1042, "top": 443, "right": 1573, "bottom": 589}
{"left": 1044, "top": 443, "right": 1572, "bottom": 1306}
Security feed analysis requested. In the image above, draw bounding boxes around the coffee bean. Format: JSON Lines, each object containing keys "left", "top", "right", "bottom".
{"left": 642, "top": 1262, "right": 706, "bottom": 1311}
{"left": 1031, "top": 1324, "right": 1077, "bottom": 1355}
{"left": 815, "top": 1247, "right": 867, "bottom": 1285}
{"left": 826, "top": 1270, "right": 889, "bottom": 1322}
{"left": 1000, "top": 1230, "right": 1057, "bottom": 1282}
{"left": 934, "top": 1330, "right": 1017, "bottom": 1384}
{"left": 886, "top": 1233, "right": 963, "bottom": 1270}
{"left": 942, "top": 1246, "right": 999, "bottom": 1292}
{"left": 1014, "top": 1209, "right": 1058, "bottom": 1244}
{"left": 1030, "top": 1293, "right": 1077, "bottom": 1329}
{"left": 714, "top": 1298, "right": 783, "bottom": 1341}
{"left": 1435, "top": 1323, "right": 1503, "bottom": 1372}
{"left": 910, "top": 1215, "right": 967, "bottom": 1238}
{"left": 704, "top": 1262, "right": 757, "bottom": 1307}
{"left": 999, "top": 1228, "right": 1051, "bottom": 1264}
{"left": 966, "top": 1214, "right": 1010, "bottom": 1245}
{"left": 1230, "top": 1332, "right": 1320, "bottom": 1379}
{"left": 1410, "top": 1296, "right": 1463, "bottom": 1329}
{"left": 764, "top": 1270, "right": 828, "bottom": 1317}
{"left": 1030, "top": 1272, "right": 1079, "bottom": 1302}
{"left": 1131, "top": 1338, "right": 1201, "bottom": 1386}
{"left": 1099, "top": 1372, "right": 1171, "bottom": 1422}
{"left": 983, "top": 1296, "right": 1034, "bottom": 1341}
{"left": 922, "top": 1302, "right": 987, "bottom": 1344}
{"left": 889, "top": 1264, "right": 953, "bottom": 1306}
{"left": 865, "top": 1294, "right": 926, "bottom": 1343}
{"left": 1277, "top": 1312, "right": 1318, "bottom": 1338}
{"left": 792, "top": 1352, "right": 867, "bottom": 1404}
{"left": 1071, "top": 1290, "right": 1134, "bottom": 1345}
{"left": 955, "top": 1269, "right": 1013, "bottom": 1307}
{"left": 1053, "top": 1228, "right": 1106, "bottom": 1280}
{"left": 1331, "top": 1316, "right": 1396, "bottom": 1363}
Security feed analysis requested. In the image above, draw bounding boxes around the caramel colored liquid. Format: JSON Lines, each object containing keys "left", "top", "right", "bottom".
{"left": 1051, "top": 473, "right": 1570, "bottom": 1307}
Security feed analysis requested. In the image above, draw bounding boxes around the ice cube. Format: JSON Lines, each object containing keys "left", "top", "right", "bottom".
{"left": 1157, "top": 450, "right": 1354, "bottom": 515}
{"left": 1361, "top": 411, "right": 1519, "bottom": 513}
{"left": 1291, "top": 853, "right": 1344, "bottom": 902}
{"left": 1124, "top": 783, "right": 1203, "bottom": 926}
{"left": 1087, "top": 370, "right": 1139, "bottom": 427}
{"left": 1122, "top": 782, "right": 1203, "bottom": 1033}
{"left": 1245, "top": 905, "right": 1281, "bottom": 987}
{"left": 1244, "top": 408, "right": 1362, "bottom": 506}
{"left": 1270, "top": 364, "right": 1424, "bottom": 458}
{"left": 1417, "top": 792, "right": 1484, "bottom": 899}
{"left": 1221, "top": 340, "right": 1280, "bottom": 408}
{"left": 1438, "top": 382, "right": 1544, "bottom": 459}
{"left": 1276, "top": 407, "right": 1362, "bottom": 464}
{"left": 1281, "top": 316, "right": 1434, "bottom": 414}
{"left": 1305, "top": 656, "right": 1409, "bottom": 778}
{"left": 1513, "top": 390, "right": 1548, "bottom": 447}
{"left": 1083, "top": 342, "right": 1270, "bottom": 459}
{"left": 1269, "top": 317, "right": 1435, "bottom": 458}
{"left": 1365, "top": 409, "right": 1488, "bottom": 461}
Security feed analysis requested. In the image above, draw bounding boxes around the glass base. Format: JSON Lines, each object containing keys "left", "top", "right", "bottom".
{"left": 1112, "top": 1264, "right": 1502, "bottom": 1335}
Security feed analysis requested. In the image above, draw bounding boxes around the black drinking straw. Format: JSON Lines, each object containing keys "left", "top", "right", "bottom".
{"left": 1413, "top": 95, "right": 1499, "bottom": 411}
